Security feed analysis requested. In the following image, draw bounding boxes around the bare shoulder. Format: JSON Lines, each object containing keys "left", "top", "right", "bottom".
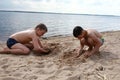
{"left": 29, "top": 29, "right": 37, "bottom": 38}
{"left": 86, "top": 29, "right": 102, "bottom": 37}
{"left": 30, "top": 30, "right": 40, "bottom": 40}
{"left": 80, "top": 38, "right": 86, "bottom": 45}
{"left": 86, "top": 29, "right": 98, "bottom": 33}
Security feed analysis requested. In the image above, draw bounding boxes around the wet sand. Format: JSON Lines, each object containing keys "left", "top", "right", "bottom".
{"left": 0, "top": 31, "right": 120, "bottom": 80}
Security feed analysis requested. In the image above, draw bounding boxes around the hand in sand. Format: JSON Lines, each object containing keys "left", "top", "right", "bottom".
{"left": 43, "top": 48, "right": 51, "bottom": 54}
{"left": 33, "top": 48, "right": 51, "bottom": 56}
{"left": 75, "top": 49, "right": 86, "bottom": 58}
{"left": 84, "top": 51, "right": 91, "bottom": 58}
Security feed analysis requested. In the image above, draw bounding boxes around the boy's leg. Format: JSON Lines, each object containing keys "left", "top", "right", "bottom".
{"left": 11, "top": 43, "right": 31, "bottom": 54}
{"left": 0, "top": 43, "right": 30, "bottom": 55}
{"left": 83, "top": 45, "right": 93, "bottom": 58}
{"left": 24, "top": 43, "right": 34, "bottom": 50}
{"left": 0, "top": 47, "right": 11, "bottom": 54}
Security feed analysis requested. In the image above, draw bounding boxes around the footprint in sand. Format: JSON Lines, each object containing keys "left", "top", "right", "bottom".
{"left": 34, "top": 63, "right": 45, "bottom": 68}
{"left": 1, "top": 77, "right": 20, "bottom": 80}
{"left": 12, "top": 72, "right": 23, "bottom": 77}
{"left": 1, "top": 64, "right": 9, "bottom": 69}
{"left": 0, "top": 58, "right": 9, "bottom": 65}
{"left": 66, "top": 75, "right": 81, "bottom": 80}
{"left": 35, "top": 69, "right": 47, "bottom": 74}
{"left": 27, "top": 75, "right": 38, "bottom": 80}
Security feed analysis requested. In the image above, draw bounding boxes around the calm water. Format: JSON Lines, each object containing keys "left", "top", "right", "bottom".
{"left": 0, "top": 11, "right": 120, "bottom": 41}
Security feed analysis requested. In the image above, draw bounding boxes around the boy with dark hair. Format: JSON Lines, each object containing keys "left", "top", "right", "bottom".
{"left": 0, "top": 23, "right": 50, "bottom": 55}
{"left": 73, "top": 26, "right": 104, "bottom": 58}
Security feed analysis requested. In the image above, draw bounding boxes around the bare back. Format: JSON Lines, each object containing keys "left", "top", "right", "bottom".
{"left": 81, "top": 29, "right": 102, "bottom": 47}
{"left": 10, "top": 29, "right": 36, "bottom": 44}
{"left": 87, "top": 29, "right": 102, "bottom": 38}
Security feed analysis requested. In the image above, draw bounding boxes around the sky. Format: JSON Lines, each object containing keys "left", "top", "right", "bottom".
{"left": 0, "top": 0, "right": 120, "bottom": 16}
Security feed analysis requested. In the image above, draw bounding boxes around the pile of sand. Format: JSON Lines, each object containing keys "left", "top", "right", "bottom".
{"left": 0, "top": 31, "right": 120, "bottom": 80}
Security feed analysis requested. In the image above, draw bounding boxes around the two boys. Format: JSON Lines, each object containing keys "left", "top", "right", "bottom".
{"left": 0, "top": 24, "right": 104, "bottom": 58}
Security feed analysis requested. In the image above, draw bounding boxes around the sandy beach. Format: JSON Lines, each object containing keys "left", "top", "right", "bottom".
{"left": 0, "top": 31, "right": 120, "bottom": 80}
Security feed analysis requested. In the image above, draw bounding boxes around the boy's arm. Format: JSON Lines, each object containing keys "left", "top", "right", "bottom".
{"left": 38, "top": 39, "right": 43, "bottom": 48}
{"left": 79, "top": 41, "right": 84, "bottom": 54}
{"left": 76, "top": 40, "right": 84, "bottom": 57}
{"left": 32, "top": 37, "right": 46, "bottom": 52}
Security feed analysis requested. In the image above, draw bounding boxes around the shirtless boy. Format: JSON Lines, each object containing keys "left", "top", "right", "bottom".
{"left": 0, "top": 23, "right": 49, "bottom": 55}
{"left": 73, "top": 26, "right": 104, "bottom": 58}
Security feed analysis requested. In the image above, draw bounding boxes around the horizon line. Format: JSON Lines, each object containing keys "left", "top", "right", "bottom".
{"left": 0, "top": 9, "right": 119, "bottom": 17}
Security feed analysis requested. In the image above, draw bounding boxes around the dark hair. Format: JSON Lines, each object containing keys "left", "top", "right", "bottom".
{"left": 73, "top": 26, "right": 83, "bottom": 37}
{"left": 35, "top": 23, "right": 47, "bottom": 32}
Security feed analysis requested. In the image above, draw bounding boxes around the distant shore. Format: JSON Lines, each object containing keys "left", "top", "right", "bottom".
{"left": 0, "top": 10, "right": 120, "bottom": 17}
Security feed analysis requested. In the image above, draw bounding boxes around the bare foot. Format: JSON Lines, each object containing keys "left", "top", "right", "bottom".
{"left": 0, "top": 47, "right": 11, "bottom": 54}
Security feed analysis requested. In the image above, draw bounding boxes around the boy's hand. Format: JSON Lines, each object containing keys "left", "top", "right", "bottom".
{"left": 84, "top": 51, "right": 91, "bottom": 58}
{"left": 42, "top": 48, "right": 51, "bottom": 55}
{"left": 75, "top": 49, "right": 85, "bottom": 58}
{"left": 33, "top": 48, "right": 51, "bottom": 56}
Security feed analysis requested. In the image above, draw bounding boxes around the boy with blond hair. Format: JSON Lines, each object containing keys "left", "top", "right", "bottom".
{"left": 0, "top": 23, "right": 50, "bottom": 55}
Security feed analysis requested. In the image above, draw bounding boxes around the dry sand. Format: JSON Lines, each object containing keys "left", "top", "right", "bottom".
{"left": 0, "top": 31, "right": 120, "bottom": 80}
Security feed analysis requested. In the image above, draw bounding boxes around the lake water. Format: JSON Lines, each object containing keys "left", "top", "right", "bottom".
{"left": 0, "top": 11, "right": 120, "bottom": 41}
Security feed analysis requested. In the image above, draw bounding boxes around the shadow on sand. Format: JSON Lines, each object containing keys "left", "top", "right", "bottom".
{"left": 90, "top": 50, "right": 119, "bottom": 63}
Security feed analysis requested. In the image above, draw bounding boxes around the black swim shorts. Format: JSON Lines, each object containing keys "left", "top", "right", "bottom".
{"left": 7, "top": 38, "right": 19, "bottom": 49}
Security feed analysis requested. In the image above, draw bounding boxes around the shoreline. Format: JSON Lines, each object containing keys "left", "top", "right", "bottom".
{"left": 0, "top": 30, "right": 120, "bottom": 43}
{"left": 42, "top": 30, "right": 120, "bottom": 41}
{"left": 1, "top": 10, "right": 120, "bottom": 17}
{"left": 41, "top": 30, "right": 120, "bottom": 41}
{"left": 0, "top": 30, "right": 120, "bottom": 80}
